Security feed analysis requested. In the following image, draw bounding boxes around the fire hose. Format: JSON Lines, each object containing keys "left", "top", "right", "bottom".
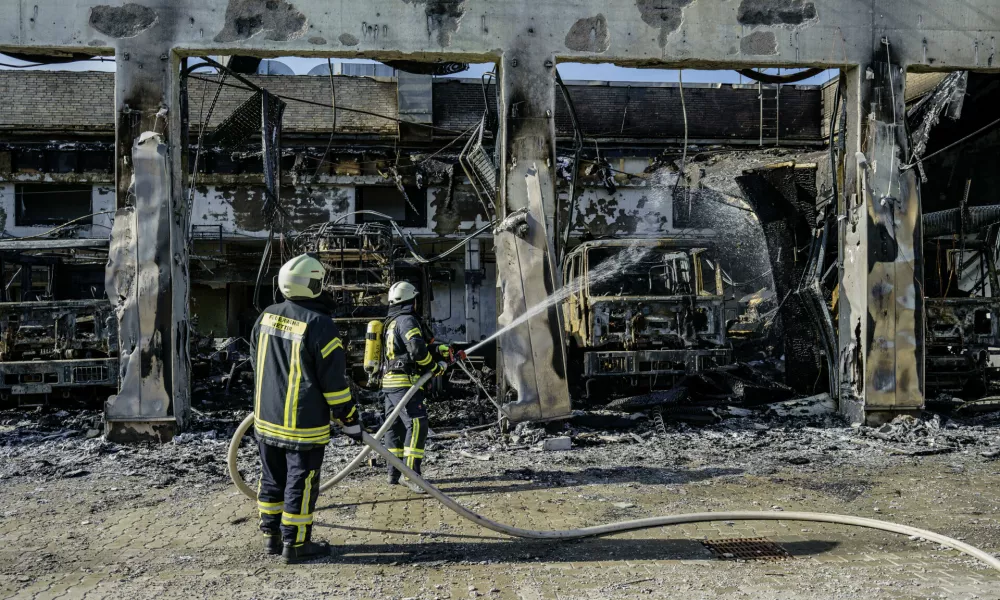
{"left": 227, "top": 373, "right": 1000, "bottom": 573}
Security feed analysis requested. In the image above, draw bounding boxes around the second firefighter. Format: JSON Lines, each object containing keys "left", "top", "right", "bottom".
{"left": 380, "top": 281, "right": 452, "bottom": 493}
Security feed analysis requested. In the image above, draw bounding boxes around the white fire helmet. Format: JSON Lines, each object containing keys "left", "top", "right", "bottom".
{"left": 278, "top": 254, "right": 326, "bottom": 300}
{"left": 388, "top": 281, "right": 418, "bottom": 306}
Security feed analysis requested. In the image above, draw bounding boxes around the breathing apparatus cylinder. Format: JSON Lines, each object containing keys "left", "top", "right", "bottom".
{"left": 363, "top": 320, "right": 384, "bottom": 386}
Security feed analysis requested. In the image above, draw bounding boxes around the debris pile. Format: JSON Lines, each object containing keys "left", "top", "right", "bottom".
{"left": 605, "top": 362, "right": 795, "bottom": 424}
{"left": 0, "top": 408, "right": 235, "bottom": 486}
{"left": 190, "top": 336, "right": 254, "bottom": 408}
{"left": 854, "top": 414, "right": 1000, "bottom": 457}
{"left": 3, "top": 398, "right": 1000, "bottom": 493}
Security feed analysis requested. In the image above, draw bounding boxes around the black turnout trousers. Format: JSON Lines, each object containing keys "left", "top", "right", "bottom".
{"left": 383, "top": 387, "right": 428, "bottom": 479}
{"left": 256, "top": 440, "right": 325, "bottom": 546}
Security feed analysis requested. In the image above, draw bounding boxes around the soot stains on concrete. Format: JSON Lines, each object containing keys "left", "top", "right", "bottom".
{"left": 89, "top": 4, "right": 158, "bottom": 39}
{"left": 737, "top": 0, "right": 817, "bottom": 27}
{"left": 565, "top": 15, "right": 611, "bottom": 53}
{"left": 403, "top": 0, "right": 467, "bottom": 46}
{"left": 740, "top": 30, "right": 779, "bottom": 55}
{"left": 214, "top": 0, "right": 307, "bottom": 43}
{"left": 339, "top": 33, "right": 359, "bottom": 46}
{"left": 636, "top": 0, "right": 696, "bottom": 48}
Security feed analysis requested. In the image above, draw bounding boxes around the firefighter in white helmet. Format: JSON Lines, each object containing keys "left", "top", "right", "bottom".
{"left": 379, "top": 280, "right": 458, "bottom": 493}
{"left": 250, "top": 253, "right": 361, "bottom": 563}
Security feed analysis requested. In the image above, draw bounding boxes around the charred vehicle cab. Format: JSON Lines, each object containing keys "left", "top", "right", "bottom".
{"left": 561, "top": 239, "right": 732, "bottom": 397}
{"left": 923, "top": 236, "right": 1000, "bottom": 398}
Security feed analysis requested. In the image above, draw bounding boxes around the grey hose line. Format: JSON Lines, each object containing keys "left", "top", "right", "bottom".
{"left": 366, "top": 436, "right": 1000, "bottom": 572}
{"left": 229, "top": 380, "right": 1000, "bottom": 574}
{"left": 228, "top": 372, "right": 434, "bottom": 499}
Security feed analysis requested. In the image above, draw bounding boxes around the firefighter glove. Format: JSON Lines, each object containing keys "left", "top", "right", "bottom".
{"left": 342, "top": 423, "right": 364, "bottom": 443}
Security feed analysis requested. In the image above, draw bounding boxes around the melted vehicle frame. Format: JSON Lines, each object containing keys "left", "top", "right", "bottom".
{"left": 561, "top": 238, "right": 731, "bottom": 398}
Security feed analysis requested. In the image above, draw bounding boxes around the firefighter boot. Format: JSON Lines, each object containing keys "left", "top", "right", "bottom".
{"left": 402, "top": 478, "right": 427, "bottom": 494}
{"left": 263, "top": 532, "right": 282, "bottom": 555}
{"left": 282, "top": 540, "right": 331, "bottom": 564}
{"left": 387, "top": 466, "right": 400, "bottom": 486}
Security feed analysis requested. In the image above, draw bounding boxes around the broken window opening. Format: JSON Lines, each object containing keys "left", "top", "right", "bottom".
{"left": 13, "top": 184, "right": 92, "bottom": 227}
{"left": 356, "top": 185, "right": 427, "bottom": 228}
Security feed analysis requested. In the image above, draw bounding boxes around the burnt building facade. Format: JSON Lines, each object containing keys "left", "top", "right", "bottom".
{"left": 0, "top": 68, "right": 826, "bottom": 415}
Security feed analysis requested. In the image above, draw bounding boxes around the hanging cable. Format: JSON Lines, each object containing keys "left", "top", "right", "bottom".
{"left": 187, "top": 70, "right": 228, "bottom": 239}
{"left": 677, "top": 70, "right": 691, "bottom": 218}
{"left": 2, "top": 210, "right": 116, "bottom": 240}
{"left": 556, "top": 69, "right": 584, "bottom": 261}
{"left": 186, "top": 74, "right": 468, "bottom": 135}
{"left": 322, "top": 210, "right": 495, "bottom": 264}
{"left": 0, "top": 57, "right": 113, "bottom": 69}
{"left": 735, "top": 67, "right": 825, "bottom": 84}
{"left": 312, "top": 58, "right": 337, "bottom": 179}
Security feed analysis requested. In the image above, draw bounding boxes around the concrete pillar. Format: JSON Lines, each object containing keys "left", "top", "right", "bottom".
{"left": 838, "top": 41, "right": 925, "bottom": 425}
{"left": 838, "top": 65, "right": 869, "bottom": 424}
{"left": 104, "top": 44, "right": 190, "bottom": 442}
{"left": 494, "top": 48, "right": 571, "bottom": 422}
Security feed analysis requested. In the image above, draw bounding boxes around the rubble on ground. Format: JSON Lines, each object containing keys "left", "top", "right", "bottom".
{"left": 190, "top": 336, "right": 255, "bottom": 408}
{"left": 3, "top": 381, "right": 1000, "bottom": 491}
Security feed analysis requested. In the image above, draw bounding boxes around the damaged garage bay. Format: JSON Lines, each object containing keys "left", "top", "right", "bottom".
{"left": 3, "top": 2, "right": 1000, "bottom": 597}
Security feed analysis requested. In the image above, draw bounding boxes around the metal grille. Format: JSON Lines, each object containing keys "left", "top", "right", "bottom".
{"left": 702, "top": 538, "right": 791, "bottom": 561}
{"left": 73, "top": 365, "right": 108, "bottom": 383}
{"left": 459, "top": 117, "right": 498, "bottom": 221}
{"left": 210, "top": 90, "right": 285, "bottom": 152}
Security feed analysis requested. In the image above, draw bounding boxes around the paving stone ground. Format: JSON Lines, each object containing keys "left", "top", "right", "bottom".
{"left": 3, "top": 449, "right": 1000, "bottom": 599}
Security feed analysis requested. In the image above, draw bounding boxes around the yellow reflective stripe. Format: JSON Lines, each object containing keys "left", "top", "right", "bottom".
{"left": 403, "top": 449, "right": 425, "bottom": 458}
{"left": 407, "top": 418, "right": 421, "bottom": 469}
{"left": 254, "top": 332, "right": 268, "bottom": 420}
{"left": 258, "top": 500, "right": 282, "bottom": 515}
{"left": 284, "top": 340, "right": 302, "bottom": 428}
{"left": 404, "top": 327, "right": 422, "bottom": 340}
{"left": 344, "top": 406, "right": 357, "bottom": 420}
{"left": 256, "top": 423, "right": 329, "bottom": 440}
{"left": 389, "top": 448, "right": 405, "bottom": 457}
{"left": 261, "top": 313, "right": 308, "bottom": 335}
{"left": 281, "top": 513, "right": 313, "bottom": 525}
{"left": 415, "top": 353, "right": 433, "bottom": 366}
{"left": 324, "top": 387, "right": 352, "bottom": 404}
{"left": 382, "top": 375, "right": 420, "bottom": 388}
{"left": 255, "top": 418, "right": 329, "bottom": 435}
{"left": 382, "top": 374, "right": 415, "bottom": 383}
{"left": 386, "top": 319, "right": 397, "bottom": 359}
{"left": 320, "top": 338, "right": 343, "bottom": 359}
{"left": 255, "top": 421, "right": 330, "bottom": 442}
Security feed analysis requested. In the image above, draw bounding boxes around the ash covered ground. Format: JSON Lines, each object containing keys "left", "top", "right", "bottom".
{"left": 3, "top": 396, "right": 1000, "bottom": 600}
{"left": 3, "top": 397, "right": 999, "bottom": 492}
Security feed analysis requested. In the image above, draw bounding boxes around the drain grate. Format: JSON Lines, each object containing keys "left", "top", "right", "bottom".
{"left": 702, "top": 538, "right": 791, "bottom": 561}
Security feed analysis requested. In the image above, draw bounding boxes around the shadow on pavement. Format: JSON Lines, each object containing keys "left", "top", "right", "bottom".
{"left": 298, "top": 535, "right": 841, "bottom": 565}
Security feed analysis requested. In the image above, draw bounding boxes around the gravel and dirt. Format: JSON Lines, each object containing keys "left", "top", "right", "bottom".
{"left": 2, "top": 402, "right": 1000, "bottom": 599}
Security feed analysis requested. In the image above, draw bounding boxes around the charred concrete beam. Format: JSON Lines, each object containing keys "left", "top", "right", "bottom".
{"left": 3, "top": 1, "right": 1000, "bottom": 70}
{"left": 837, "top": 66, "right": 867, "bottom": 424}
{"left": 495, "top": 50, "right": 571, "bottom": 423}
{"left": 105, "top": 35, "right": 190, "bottom": 442}
{"left": 863, "top": 40, "right": 924, "bottom": 422}
{"left": 105, "top": 130, "right": 190, "bottom": 442}
{"left": 839, "top": 41, "right": 924, "bottom": 426}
